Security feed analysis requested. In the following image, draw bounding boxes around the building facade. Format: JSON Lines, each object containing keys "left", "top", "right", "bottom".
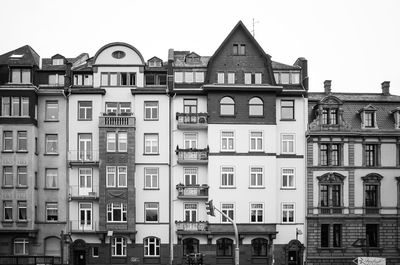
{"left": 306, "top": 80, "right": 400, "bottom": 265}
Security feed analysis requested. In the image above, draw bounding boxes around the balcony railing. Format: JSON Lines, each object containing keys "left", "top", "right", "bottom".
{"left": 68, "top": 150, "right": 99, "bottom": 166}
{"left": 175, "top": 221, "right": 208, "bottom": 232}
{"left": 69, "top": 220, "right": 99, "bottom": 232}
{"left": 364, "top": 207, "right": 380, "bottom": 214}
{"left": 176, "top": 147, "right": 208, "bottom": 164}
{"left": 176, "top": 184, "right": 209, "bottom": 199}
{"left": 69, "top": 185, "right": 99, "bottom": 200}
{"left": 99, "top": 113, "right": 135, "bottom": 127}
{"left": 319, "top": 207, "right": 343, "bottom": 214}
{"left": 176, "top": 113, "right": 208, "bottom": 130}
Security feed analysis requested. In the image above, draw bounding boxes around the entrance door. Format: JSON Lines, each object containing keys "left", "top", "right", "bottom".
{"left": 74, "top": 250, "right": 86, "bottom": 265}
{"left": 79, "top": 203, "right": 92, "bottom": 231}
{"left": 79, "top": 168, "right": 92, "bottom": 196}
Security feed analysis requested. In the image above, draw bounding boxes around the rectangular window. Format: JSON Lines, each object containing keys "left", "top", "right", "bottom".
{"left": 221, "top": 131, "right": 235, "bottom": 151}
{"left": 282, "top": 134, "right": 295, "bottom": 154}
{"left": 17, "top": 131, "right": 27, "bottom": 151}
{"left": 280, "top": 73, "right": 290, "bottom": 84}
{"left": 106, "top": 166, "right": 127, "bottom": 188}
{"left": 45, "top": 134, "right": 58, "bottom": 154}
{"left": 365, "top": 185, "right": 378, "bottom": 207}
{"left": 184, "top": 72, "right": 194, "bottom": 83}
{"left": 194, "top": 72, "right": 204, "bottom": 83}
{"left": 250, "top": 203, "right": 263, "bottom": 223}
{"left": 78, "top": 101, "right": 92, "bottom": 120}
{"left": 107, "top": 203, "right": 127, "bottom": 222}
{"left": 245, "top": 73, "right": 262, "bottom": 84}
{"left": 101, "top": 73, "right": 109, "bottom": 86}
{"left": 144, "top": 101, "right": 158, "bottom": 120}
{"left": 145, "top": 75, "right": 155, "bottom": 85}
{"left": 217, "top": 72, "right": 224, "bottom": 84}
{"left": 244, "top": 73, "right": 252, "bottom": 84}
{"left": 46, "top": 202, "right": 58, "bottom": 221}
{"left": 184, "top": 133, "right": 197, "bottom": 149}
{"left": 227, "top": 73, "right": 235, "bottom": 84}
{"left": 184, "top": 168, "right": 197, "bottom": 186}
{"left": 112, "top": 237, "right": 127, "bottom": 257}
{"left": 364, "top": 112, "right": 375, "bottom": 128}
{"left": 221, "top": 167, "right": 235, "bottom": 187}
{"left": 183, "top": 99, "right": 198, "bottom": 114}
{"left": 92, "top": 247, "right": 99, "bottom": 258}
{"left": 107, "top": 166, "right": 116, "bottom": 187}
{"left": 145, "top": 202, "right": 159, "bottom": 222}
{"left": 2, "top": 97, "right": 10, "bottom": 116}
{"left": 282, "top": 203, "right": 295, "bottom": 223}
{"left": 254, "top": 73, "right": 262, "bottom": 84}
{"left": 3, "top": 166, "right": 13, "bottom": 186}
{"left": 281, "top": 100, "right": 295, "bottom": 120}
{"left": 118, "top": 132, "right": 127, "bottom": 152}
{"left": 320, "top": 184, "right": 341, "bottom": 213}
{"left": 321, "top": 224, "right": 329, "bottom": 247}
{"left": 48, "top": 74, "right": 65, "bottom": 86}
{"left": 21, "top": 97, "right": 29, "bottom": 116}
{"left": 322, "top": 108, "right": 338, "bottom": 125}
{"left": 233, "top": 44, "right": 239, "bottom": 55}
{"left": 366, "top": 224, "right": 378, "bottom": 247}
{"left": 282, "top": 168, "right": 295, "bottom": 189}
{"left": 110, "top": 73, "right": 117, "bottom": 86}
{"left": 117, "top": 166, "right": 127, "bottom": 187}
{"left": 250, "top": 131, "right": 263, "bottom": 151}
{"left": 184, "top": 203, "right": 197, "bottom": 222}
{"left": 107, "top": 132, "right": 116, "bottom": 152}
{"left": 45, "top": 101, "right": 59, "bottom": 121}
{"left": 18, "top": 201, "right": 27, "bottom": 221}
{"left": 333, "top": 224, "right": 342, "bottom": 247}
{"left": 250, "top": 167, "right": 263, "bottom": 187}
{"left": 12, "top": 97, "right": 20, "bottom": 116}
{"left": 45, "top": 168, "right": 58, "bottom": 188}
{"left": 365, "top": 144, "right": 379, "bottom": 166}
{"left": 11, "top": 68, "right": 31, "bottom": 84}
{"left": 144, "top": 168, "right": 159, "bottom": 189}
{"left": 4, "top": 201, "right": 13, "bottom": 221}
{"left": 239, "top": 44, "right": 246, "bottom": 55}
{"left": 3, "top": 131, "right": 13, "bottom": 151}
{"left": 17, "top": 166, "right": 27, "bottom": 186}
{"left": 144, "top": 134, "right": 159, "bottom": 154}
{"left": 78, "top": 134, "right": 92, "bottom": 161}
{"left": 174, "top": 72, "right": 183, "bottom": 83}
{"left": 320, "top": 143, "right": 340, "bottom": 166}
{"left": 14, "top": 238, "right": 29, "bottom": 255}
{"left": 221, "top": 203, "right": 234, "bottom": 222}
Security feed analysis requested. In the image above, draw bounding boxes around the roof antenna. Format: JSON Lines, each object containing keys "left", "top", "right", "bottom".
{"left": 252, "top": 18, "right": 259, "bottom": 37}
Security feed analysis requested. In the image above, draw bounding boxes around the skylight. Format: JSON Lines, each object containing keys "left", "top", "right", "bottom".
{"left": 10, "top": 54, "right": 24, "bottom": 59}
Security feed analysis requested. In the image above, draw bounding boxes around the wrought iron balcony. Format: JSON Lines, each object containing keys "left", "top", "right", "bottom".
{"left": 176, "top": 146, "right": 208, "bottom": 164}
{"left": 176, "top": 184, "right": 209, "bottom": 199}
{"left": 175, "top": 221, "right": 208, "bottom": 232}
{"left": 176, "top": 112, "right": 208, "bottom": 130}
{"left": 319, "top": 207, "right": 343, "bottom": 214}
{"left": 99, "top": 113, "right": 135, "bottom": 127}
{"left": 68, "top": 150, "right": 99, "bottom": 166}
{"left": 69, "top": 185, "right": 99, "bottom": 200}
{"left": 69, "top": 220, "right": 99, "bottom": 232}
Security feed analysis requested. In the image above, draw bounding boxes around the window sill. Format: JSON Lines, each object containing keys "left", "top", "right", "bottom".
{"left": 16, "top": 150, "right": 28, "bottom": 153}
{"left": 44, "top": 187, "right": 59, "bottom": 190}
{"left": 78, "top": 119, "right": 93, "bottom": 121}
{"left": 219, "top": 115, "right": 236, "bottom": 118}
{"left": 107, "top": 151, "right": 128, "bottom": 153}
{"left": 1, "top": 220, "right": 13, "bottom": 225}
{"left": 144, "top": 188, "right": 160, "bottom": 190}
{"left": 1, "top": 150, "right": 14, "bottom": 153}
{"left": 107, "top": 221, "right": 127, "bottom": 224}
{"left": 1, "top": 186, "right": 14, "bottom": 189}
{"left": 106, "top": 187, "right": 127, "bottom": 189}
{"left": 281, "top": 187, "right": 296, "bottom": 190}
{"left": 280, "top": 119, "right": 296, "bottom": 121}
{"left": 44, "top": 153, "right": 59, "bottom": 156}
{"left": 219, "top": 186, "right": 236, "bottom": 189}
{"left": 249, "top": 115, "right": 264, "bottom": 118}
{"left": 16, "top": 220, "right": 28, "bottom": 225}
{"left": 44, "top": 120, "right": 59, "bottom": 122}
{"left": 249, "top": 150, "right": 264, "bottom": 153}
{"left": 249, "top": 186, "right": 265, "bottom": 189}
{"left": 281, "top": 222, "right": 296, "bottom": 225}
{"left": 144, "top": 119, "right": 159, "bottom": 121}
{"left": 16, "top": 186, "right": 28, "bottom": 189}
{"left": 143, "top": 153, "right": 160, "bottom": 156}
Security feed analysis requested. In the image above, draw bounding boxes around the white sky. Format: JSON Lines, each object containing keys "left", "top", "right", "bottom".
{"left": 1, "top": 0, "right": 399, "bottom": 93}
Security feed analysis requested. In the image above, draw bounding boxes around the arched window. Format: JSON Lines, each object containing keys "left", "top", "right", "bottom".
{"left": 111, "top": 237, "right": 127, "bottom": 257}
{"left": 251, "top": 238, "right": 268, "bottom": 256}
{"left": 45, "top": 237, "right": 61, "bottom": 257}
{"left": 183, "top": 238, "right": 199, "bottom": 255}
{"left": 249, "top": 97, "right": 263, "bottom": 116}
{"left": 216, "top": 238, "right": 233, "bottom": 256}
{"left": 362, "top": 173, "right": 383, "bottom": 214}
{"left": 220, "top": 97, "right": 235, "bottom": 116}
{"left": 317, "top": 172, "right": 345, "bottom": 214}
{"left": 144, "top": 237, "right": 160, "bottom": 257}
{"left": 14, "top": 238, "right": 29, "bottom": 255}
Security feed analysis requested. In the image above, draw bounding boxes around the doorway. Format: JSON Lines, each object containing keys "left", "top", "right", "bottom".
{"left": 74, "top": 250, "right": 86, "bottom": 265}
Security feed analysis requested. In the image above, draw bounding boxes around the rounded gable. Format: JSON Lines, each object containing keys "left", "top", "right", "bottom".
{"left": 93, "top": 42, "right": 145, "bottom": 65}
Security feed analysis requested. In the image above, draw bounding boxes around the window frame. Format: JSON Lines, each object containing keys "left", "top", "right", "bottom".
{"left": 281, "top": 168, "right": 295, "bottom": 189}
{"left": 107, "top": 202, "right": 127, "bottom": 223}
{"left": 281, "top": 100, "right": 295, "bottom": 120}
{"left": 10, "top": 68, "right": 31, "bottom": 84}
{"left": 111, "top": 237, "right": 127, "bottom": 257}
{"left": 251, "top": 238, "right": 268, "bottom": 257}
{"left": 45, "top": 134, "right": 58, "bottom": 154}
{"left": 3, "top": 166, "right": 13, "bottom": 187}
{"left": 249, "top": 131, "right": 263, "bottom": 152}
{"left": 221, "top": 203, "right": 235, "bottom": 223}
{"left": 17, "top": 166, "right": 27, "bottom": 187}
{"left": 144, "top": 101, "right": 159, "bottom": 120}
{"left": 319, "top": 143, "right": 341, "bottom": 166}
{"left": 364, "top": 144, "right": 380, "bottom": 167}
{"left": 281, "top": 134, "right": 295, "bottom": 154}
{"left": 221, "top": 167, "right": 235, "bottom": 188}
{"left": 3, "top": 131, "right": 13, "bottom": 151}
{"left": 45, "top": 100, "right": 59, "bottom": 121}
{"left": 4, "top": 201, "right": 13, "bottom": 221}
{"left": 184, "top": 203, "right": 198, "bottom": 222}
{"left": 366, "top": 224, "right": 379, "bottom": 247}
{"left": 14, "top": 238, "right": 29, "bottom": 255}
{"left": 144, "top": 202, "right": 159, "bottom": 223}
{"left": 221, "top": 131, "right": 235, "bottom": 152}
{"left": 250, "top": 203, "right": 264, "bottom": 223}
{"left": 46, "top": 202, "right": 58, "bottom": 222}
{"left": 220, "top": 96, "right": 235, "bottom": 116}
{"left": 281, "top": 203, "right": 295, "bottom": 223}
{"left": 17, "top": 201, "right": 27, "bottom": 221}
{"left": 17, "top": 131, "right": 27, "bottom": 151}
{"left": 250, "top": 167, "right": 264, "bottom": 188}
{"left": 216, "top": 238, "right": 233, "bottom": 256}
{"left": 249, "top": 97, "right": 264, "bottom": 117}
{"left": 144, "top": 237, "right": 160, "bottom": 257}
{"left": 144, "top": 168, "right": 159, "bottom": 189}
{"left": 144, "top": 133, "right": 159, "bottom": 155}
{"left": 78, "top": 101, "right": 93, "bottom": 120}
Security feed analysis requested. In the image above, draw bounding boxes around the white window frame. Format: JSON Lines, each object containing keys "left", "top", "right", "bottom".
{"left": 221, "top": 131, "right": 235, "bottom": 152}
{"left": 250, "top": 131, "right": 263, "bottom": 152}
{"left": 144, "top": 134, "right": 159, "bottom": 154}
{"left": 117, "top": 166, "right": 127, "bottom": 187}
{"left": 184, "top": 203, "right": 198, "bottom": 222}
{"left": 17, "top": 166, "right": 27, "bottom": 187}
{"left": 4, "top": 201, "right": 13, "bottom": 221}
{"left": 217, "top": 72, "right": 225, "bottom": 84}
{"left": 184, "top": 167, "right": 197, "bottom": 186}
{"left": 144, "top": 101, "right": 159, "bottom": 120}
{"left": 107, "top": 132, "right": 116, "bottom": 152}
{"left": 14, "top": 238, "right": 29, "bottom": 255}
{"left": 78, "top": 101, "right": 92, "bottom": 120}
{"left": 227, "top": 72, "right": 235, "bottom": 84}
{"left": 221, "top": 167, "right": 235, "bottom": 188}
{"left": 17, "top": 201, "right": 27, "bottom": 221}
{"left": 118, "top": 132, "right": 128, "bottom": 152}
{"left": 282, "top": 203, "right": 295, "bottom": 223}
{"left": 174, "top": 72, "right": 183, "bottom": 83}
{"left": 111, "top": 237, "right": 127, "bottom": 257}
{"left": 250, "top": 167, "right": 264, "bottom": 188}
{"left": 45, "top": 134, "right": 58, "bottom": 154}
{"left": 144, "top": 168, "right": 159, "bottom": 189}
{"left": 221, "top": 203, "right": 235, "bottom": 223}
{"left": 106, "top": 166, "right": 116, "bottom": 187}
{"left": 46, "top": 202, "right": 58, "bottom": 222}
{"left": 107, "top": 202, "right": 127, "bottom": 222}
{"left": 250, "top": 203, "right": 264, "bottom": 223}
{"left": 282, "top": 168, "right": 295, "bottom": 189}
{"left": 48, "top": 74, "right": 65, "bottom": 86}
{"left": 3, "top": 131, "right": 13, "bottom": 151}
{"left": 45, "top": 100, "right": 59, "bottom": 121}
{"left": 184, "top": 133, "right": 198, "bottom": 149}
{"left": 281, "top": 134, "right": 295, "bottom": 154}
{"left": 17, "top": 131, "right": 27, "bottom": 151}
{"left": 145, "top": 202, "right": 159, "bottom": 223}
{"left": 144, "top": 237, "right": 160, "bottom": 257}
{"left": 194, "top": 72, "right": 204, "bottom": 83}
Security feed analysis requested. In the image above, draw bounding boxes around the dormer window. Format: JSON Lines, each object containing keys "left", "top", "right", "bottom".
{"left": 148, "top": 57, "right": 162, "bottom": 67}
{"left": 322, "top": 108, "right": 338, "bottom": 125}
{"left": 232, "top": 44, "right": 245, "bottom": 55}
{"left": 359, "top": 105, "right": 378, "bottom": 129}
{"left": 185, "top": 53, "right": 200, "bottom": 63}
{"left": 274, "top": 71, "right": 300, "bottom": 85}
{"left": 391, "top": 107, "right": 400, "bottom": 129}
{"left": 52, "top": 59, "right": 64, "bottom": 65}
{"left": 11, "top": 68, "right": 31, "bottom": 84}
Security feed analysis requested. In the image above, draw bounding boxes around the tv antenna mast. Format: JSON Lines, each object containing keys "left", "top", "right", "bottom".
{"left": 252, "top": 18, "right": 259, "bottom": 37}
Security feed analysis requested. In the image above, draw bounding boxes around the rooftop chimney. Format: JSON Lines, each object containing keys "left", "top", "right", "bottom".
{"left": 381, "top": 81, "right": 390, "bottom": 96}
{"left": 324, "top": 80, "right": 332, "bottom": 94}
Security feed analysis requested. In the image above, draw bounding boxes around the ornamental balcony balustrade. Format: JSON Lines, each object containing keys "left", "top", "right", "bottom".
{"left": 319, "top": 206, "right": 343, "bottom": 214}
{"left": 176, "top": 146, "right": 209, "bottom": 164}
{"left": 99, "top": 112, "right": 135, "bottom": 127}
{"left": 69, "top": 220, "right": 99, "bottom": 232}
{"left": 176, "top": 184, "right": 209, "bottom": 199}
{"left": 176, "top": 112, "right": 208, "bottom": 130}
{"left": 69, "top": 185, "right": 99, "bottom": 200}
{"left": 175, "top": 221, "right": 208, "bottom": 232}
{"left": 68, "top": 150, "right": 99, "bottom": 166}
{"left": 364, "top": 207, "right": 380, "bottom": 214}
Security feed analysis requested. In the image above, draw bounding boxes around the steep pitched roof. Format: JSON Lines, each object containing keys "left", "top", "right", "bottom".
{"left": 0, "top": 45, "right": 40, "bottom": 66}
{"left": 271, "top": 61, "right": 301, "bottom": 70}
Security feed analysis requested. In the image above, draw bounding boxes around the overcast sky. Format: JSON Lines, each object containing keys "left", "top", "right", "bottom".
{"left": 1, "top": 0, "right": 399, "bottom": 93}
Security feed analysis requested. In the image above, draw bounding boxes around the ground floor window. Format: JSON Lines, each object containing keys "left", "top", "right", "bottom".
{"left": 144, "top": 237, "right": 160, "bottom": 257}
{"left": 14, "top": 238, "right": 29, "bottom": 255}
{"left": 183, "top": 238, "right": 199, "bottom": 255}
{"left": 216, "top": 238, "right": 233, "bottom": 256}
{"left": 251, "top": 238, "right": 267, "bottom": 256}
{"left": 111, "top": 237, "right": 127, "bottom": 256}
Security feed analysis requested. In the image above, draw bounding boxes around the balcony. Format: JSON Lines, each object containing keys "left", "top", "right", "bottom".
{"left": 68, "top": 150, "right": 99, "bottom": 167}
{"left": 175, "top": 221, "right": 208, "bottom": 232}
{"left": 176, "top": 113, "right": 208, "bottom": 130}
{"left": 99, "top": 113, "right": 135, "bottom": 127}
{"left": 176, "top": 147, "right": 208, "bottom": 164}
{"left": 69, "top": 220, "right": 99, "bottom": 233}
{"left": 319, "top": 207, "right": 343, "bottom": 214}
{"left": 364, "top": 207, "right": 380, "bottom": 214}
{"left": 69, "top": 185, "right": 99, "bottom": 200}
{"left": 176, "top": 184, "right": 209, "bottom": 199}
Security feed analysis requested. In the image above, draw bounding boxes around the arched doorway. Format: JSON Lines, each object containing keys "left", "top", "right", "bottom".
{"left": 183, "top": 238, "right": 199, "bottom": 255}
{"left": 70, "top": 239, "right": 87, "bottom": 265}
{"left": 285, "top": 239, "right": 304, "bottom": 265}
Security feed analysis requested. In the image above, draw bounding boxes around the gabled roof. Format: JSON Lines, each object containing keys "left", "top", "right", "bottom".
{"left": 148, "top": 56, "right": 162, "bottom": 62}
{"left": 173, "top": 50, "right": 209, "bottom": 67}
{"left": 0, "top": 45, "right": 40, "bottom": 66}
{"left": 51, "top": 54, "right": 65, "bottom": 59}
